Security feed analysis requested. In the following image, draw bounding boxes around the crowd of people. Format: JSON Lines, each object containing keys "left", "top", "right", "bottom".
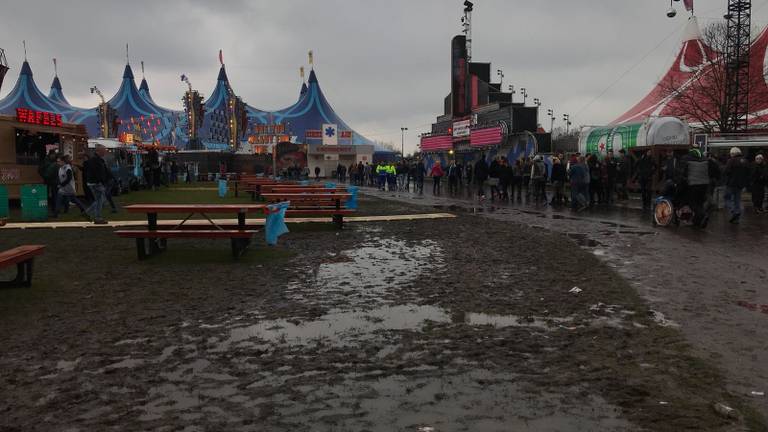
{"left": 326, "top": 147, "right": 766, "bottom": 227}
{"left": 37, "top": 144, "right": 117, "bottom": 224}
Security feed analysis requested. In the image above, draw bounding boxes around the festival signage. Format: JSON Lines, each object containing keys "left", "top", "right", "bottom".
{"left": 452, "top": 119, "right": 471, "bottom": 138}
{"left": 16, "top": 108, "right": 63, "bottom": 127}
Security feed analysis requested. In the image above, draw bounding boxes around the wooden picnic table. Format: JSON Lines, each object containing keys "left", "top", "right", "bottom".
{"left": 119, "top": 204, "right": 269, "bottom": 259}
{"left": 261, "top": 193, "right": 350, "bottom": 207}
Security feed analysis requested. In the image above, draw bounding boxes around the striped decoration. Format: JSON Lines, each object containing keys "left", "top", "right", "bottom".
{"left": 470, "top": 126, "right": 502, "bottom": 148}
{"left": 420, "top": 134, "right": 453, "bottom": 151}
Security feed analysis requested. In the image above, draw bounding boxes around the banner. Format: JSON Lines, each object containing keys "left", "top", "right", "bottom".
{"left": 322, "top": 123, "right": 338, "bottom": 146}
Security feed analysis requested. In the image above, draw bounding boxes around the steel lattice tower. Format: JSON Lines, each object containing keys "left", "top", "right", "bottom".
{"left": 724, "top": 0, "right": 751, "bottom": 131}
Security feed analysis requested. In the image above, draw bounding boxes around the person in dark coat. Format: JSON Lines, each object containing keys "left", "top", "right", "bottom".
{"left": 474, "top": 156, "right": 489, "bottom": 199}
{"left": 752, "top": 154, "right": 767, "bottom": 213}
{"left": 604, "top": 151, "right": 618, "bottom": 204}
{"left": 633, "top": 150, "right": 656, "bottom": 210}
{"left": 498, "top": 157, "right": 513, "bottom": 200}
{"left": 550, "top": 157, "right": 567, "bottom": 205}
{"left": 724, "top": 147, "right": 751, "bottom": 224}
{"left": 615, "top": 149, "right": 629, "bottom": 200}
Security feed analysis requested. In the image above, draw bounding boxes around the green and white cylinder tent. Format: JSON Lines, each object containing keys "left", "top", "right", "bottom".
{"left": 578, "top": 116, "right": 690, "bottom": 157}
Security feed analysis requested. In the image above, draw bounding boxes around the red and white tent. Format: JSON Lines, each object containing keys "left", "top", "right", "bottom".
{"left": 613, "top": 17, "right": 719, "bottom": 125}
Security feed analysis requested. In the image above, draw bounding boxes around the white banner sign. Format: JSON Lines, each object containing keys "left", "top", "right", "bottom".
{"left": 322, "top": 123, "right": 338, "bottom": 146}
{"left": 453, "top": 120, "right": 471, "bottom": 138}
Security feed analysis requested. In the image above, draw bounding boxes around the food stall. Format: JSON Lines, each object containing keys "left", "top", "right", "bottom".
{"left": 0, "top": 109, "right": 88, "bottom": 199}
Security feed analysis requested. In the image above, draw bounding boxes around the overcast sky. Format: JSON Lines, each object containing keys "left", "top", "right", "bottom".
{"left": 2, "top": 0, "right": 768, "bottom": 153}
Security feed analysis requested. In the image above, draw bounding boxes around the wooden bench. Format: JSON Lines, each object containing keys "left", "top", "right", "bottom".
{"left": 262, "top": 192, "right": 354, "bottom": 228}
{"left": 0, "top": 245, "right": 46, "bottom": 288}
{"left": 115, "top": 230, "right": 257, "bottom": 260}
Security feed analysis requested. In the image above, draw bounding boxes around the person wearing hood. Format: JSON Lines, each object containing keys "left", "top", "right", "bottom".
{"left": 550, "top": 157, "right": 567, "bottom": 205}
{"left": 724, "top": 147, "right": 751, "bottom": 224}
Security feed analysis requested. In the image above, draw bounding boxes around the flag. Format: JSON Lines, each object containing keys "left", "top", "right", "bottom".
{"left": 300, "top": 66, "right": 304, "bottom": 79}
{"left": 308, "top": 50, "right": 313, "bottom": 65}
{"left": 683, "top": 0, "right": 693, "bottom": 12}
{"left": 219, "top": 49, "right": 223, "bottom": 65}
{"left": 322, "top": 123, "right": 337, "bottom": 145}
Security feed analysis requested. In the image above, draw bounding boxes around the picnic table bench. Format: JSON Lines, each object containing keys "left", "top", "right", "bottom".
{"left": 0, "top": 245, "right": 46, "bottom": 288}
{"left": 261, "top": 192, "right": 353, "bottom": 228}
{"left": 115, "top": 204, "right": 268, "bottom": 260}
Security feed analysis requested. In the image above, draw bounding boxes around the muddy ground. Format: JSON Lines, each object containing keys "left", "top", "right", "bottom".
{"left": 0, "top": 195, "right": 763, "bottom": 431}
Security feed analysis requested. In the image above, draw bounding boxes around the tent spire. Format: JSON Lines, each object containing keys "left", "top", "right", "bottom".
{"left": 126, "top": 43, "right": 130, "bottom": 65}
{"left": 23, "top": 40, "right": 27, "bottom": 60}
{"left": 308, "top": 50, "right": 313, "bottom": 69}
{"left": 141, "top": 60, "right": 145, "bottom": 78}
{"left": 53, "top": 58, "right": 57, "bottom": 76}
{"left": 300, "top": 66, "right": 305, "bottom": 80}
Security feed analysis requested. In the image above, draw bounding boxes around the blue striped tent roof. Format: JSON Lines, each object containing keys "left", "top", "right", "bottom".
{"left": 265, "top": 69, "right": 375, "bottom": 147}
{"left": 0, "top": 60, "right": 95, "bottom": 130}
{"left": 107, "top": 64, "right": 185, "bottom": 145}
{"left": 48, "top": 76, "right": 68, "bottom": 105}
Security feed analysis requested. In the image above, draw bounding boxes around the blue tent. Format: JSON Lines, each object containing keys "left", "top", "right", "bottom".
{"left": 106, "top": 64, "right": 185, "bottom": 146}
{"left": 0, "top": 60, "right": 95, "bottom": 130}
{"left": 265, "top": 69, "right": 376, "bottom": 148}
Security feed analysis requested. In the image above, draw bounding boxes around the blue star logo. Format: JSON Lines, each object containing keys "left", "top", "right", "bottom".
{"left": 325, "top": 127, "right": 336, "bottom": 137}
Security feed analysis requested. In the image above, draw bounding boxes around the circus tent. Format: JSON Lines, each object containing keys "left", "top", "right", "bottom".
{"left": 613, "top": 17, "right": 719, "bottom": 125}
{"left": 0, "top": 60, "right": 96, "bottom": 132}
{"left": 1, "top": 54, "right": 376, "bottom": 152}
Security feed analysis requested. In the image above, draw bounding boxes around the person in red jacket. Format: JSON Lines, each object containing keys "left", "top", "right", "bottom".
{"left": 430, "top": 161, "right": 445, "bottom": 195}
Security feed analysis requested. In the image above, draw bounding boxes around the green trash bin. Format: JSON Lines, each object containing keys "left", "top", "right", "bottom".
{"left": 0, "top": 185, "right": 8, "bottom": 219}
{"left": 20, "top": 184, "right": 48, "bottom": 222}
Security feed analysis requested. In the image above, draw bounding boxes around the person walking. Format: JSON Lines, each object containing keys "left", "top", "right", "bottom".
{"left": 498, "top": 157, "right": 512, "bottom": 201}
{"left": 724, "top": 147, "right": 751, "bottom": 224}
{"left": 569, "top": 156, "right": 589, "bottom": 211}
{"left": 511, "top": 159, "right": 524, "bottom": 201}
{"left": 752, "top": 154, "right": 767, "bottom": 213}
{"left": 522, "top": 157, "right": 533, "bottom": 200}
{"left": 430, "top": 161, "right": 445, "bottom": 195}
{"left": 53, "top": 154, "right": 87, "bottom": 218}
{"left": 604, "top": 151, "right": 617, "bottom": 205}
{"left": 531, "top": 155, "right": 547, "bottom": 203}
{"left": 447, "top": 160, "right": 460, "bottom": 195}
{"left": 550, "top": 157, "right": 567, "bottom": 205}
{"left": 474, "top": 156, "right": 489, "bottom": 199}
{"left": 415, "top": 159, "right": 426, "bottom": 194}
{"left": 634, "top": 150, "right": 656, "bottom": 210}
{"left": 616, "top": 149, "right": 629, "bottom": 201}
{"left": 314, "top": 166, "right": 321, "bottom": 181}
{"left": 678, "top": 147, "right": 711, "bottom": 227}
{"left": 488, "top": 157, "right": 500, "bottom": 201}
{"left": 84, "top": 144, "right": 112, "bottom": 224}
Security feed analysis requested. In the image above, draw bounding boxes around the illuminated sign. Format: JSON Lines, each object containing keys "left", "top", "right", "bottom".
{"left": 16, "top": 108, "right": 63, "bottom": 127}
{"left": 307, "top": 130, "right": 352, "bottom": 139}
{"left": 248, "top": 135, "right": 290, "bottom": 145}
{"left": 253, "top": 124, "right": 286, "bottom": 134}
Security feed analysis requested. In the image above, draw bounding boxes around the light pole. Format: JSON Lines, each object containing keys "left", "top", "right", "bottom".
{"left": 521, "top": 87, "right": 528, "bottom": 105}
{"left": 547, "top": 109, "right": 555, "bottom": 133}
{"left": 508, "top": 85, "right": 515, "bottom": 103}
{"left": 401, "top": 127, "right": 408, "bottom": 160}
{"left": 533, "top": 98, "right": 541, "bottom": 108}
{"left": 562, "top": 114, "right": 572, "bottom": 135}
{"left": 497, "top": 69, "right": 504, "bottom": 87}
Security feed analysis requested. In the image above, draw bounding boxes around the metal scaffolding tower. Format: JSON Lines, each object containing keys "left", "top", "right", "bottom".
{"left": 724, "top": 0, "right": 752, "bottom": 131}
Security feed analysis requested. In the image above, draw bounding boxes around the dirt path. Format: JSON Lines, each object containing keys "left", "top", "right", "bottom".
{"left": 0, "top": 195, "right": 763, "bottom": 431}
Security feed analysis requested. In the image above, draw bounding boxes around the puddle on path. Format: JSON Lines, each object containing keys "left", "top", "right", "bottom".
{"left": 287, "top": 237, "right": 444, "bottom": 308}
{"left": 566, "top": 232, "right": 602, "bottom": 248}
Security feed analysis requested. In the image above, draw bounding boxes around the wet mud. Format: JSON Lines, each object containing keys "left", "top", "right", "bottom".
{"left": 0, "top": 195, "right": 763, "bottom": 431}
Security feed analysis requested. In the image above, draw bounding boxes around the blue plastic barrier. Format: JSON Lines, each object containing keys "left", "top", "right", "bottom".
{"left": 265, "top": 201, "right": 290, "bottom": 246}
